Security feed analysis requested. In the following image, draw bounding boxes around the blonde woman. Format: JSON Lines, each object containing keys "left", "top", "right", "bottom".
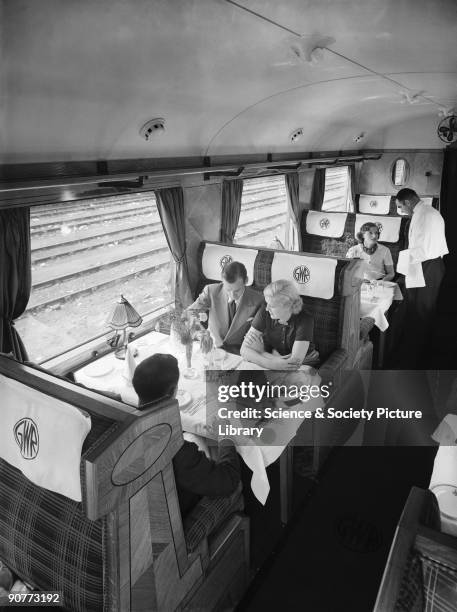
{"left": 240, "top": 279, "right": 319, "bottom": 370}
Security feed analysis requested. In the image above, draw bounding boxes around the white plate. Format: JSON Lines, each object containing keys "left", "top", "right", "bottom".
{"left": 177, "top": 389, "right": 192, "bottom": 409}
{"left": 84, "top": 360, "right": 113, "bottom": 377}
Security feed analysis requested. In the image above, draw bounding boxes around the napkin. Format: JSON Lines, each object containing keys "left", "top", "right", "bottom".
{"left": 397, "top": 249, "right": 425, "bottom": 288}
{"left": 431, "top": 414, "right": 457, "bottom": 447}
{"left": 123, "top": 345, "right": 138, "bottom": 381}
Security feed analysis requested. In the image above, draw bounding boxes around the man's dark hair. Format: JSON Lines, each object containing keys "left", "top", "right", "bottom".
{"left": 221, "top": 261, "right": 248, "bottom": 283}
{"left": 132, "top": 354, "right": 179, "bottom": 407}
{"left": 396, "top": 188, "right": 418, "bottom": 203}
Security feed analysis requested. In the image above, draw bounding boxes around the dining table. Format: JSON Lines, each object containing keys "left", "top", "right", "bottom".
{"left": 74, "top": 330, "right": 324, "bottom": 520}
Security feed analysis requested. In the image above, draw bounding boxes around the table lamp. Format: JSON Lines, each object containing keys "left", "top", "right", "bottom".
{"left": 107, "top": 295, "right": 143, "bottom": 359}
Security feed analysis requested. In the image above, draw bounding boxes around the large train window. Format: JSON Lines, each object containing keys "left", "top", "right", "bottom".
{"left": 15, "top": 193, "right": 173, "bottom": 364}
{"left": 234, "top": 175, "right": 297, "bottom": 250}
{"left": 322, "top": 166, "right": 353, "bottom": 212}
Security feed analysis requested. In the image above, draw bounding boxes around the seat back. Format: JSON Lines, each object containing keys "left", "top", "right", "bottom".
{"left": 300, "top": 210, "right": 408, "bottom": 267}
{"left": 0, "top": 355, "right": 227, "bottom": 612}
{"left": 197, "top": 241, "right": 364, "bottom": 365}
{"left": 355, "top": 194, "right": 399, "bottom": 216}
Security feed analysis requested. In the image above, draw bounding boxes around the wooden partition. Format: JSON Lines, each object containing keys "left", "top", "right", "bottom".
{"left": 0, "top": 355, "right": 249, "bottom": 611}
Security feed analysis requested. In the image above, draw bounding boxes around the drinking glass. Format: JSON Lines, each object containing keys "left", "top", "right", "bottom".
{"left": 212, "top": 349, "right": 226, "bottom": 370}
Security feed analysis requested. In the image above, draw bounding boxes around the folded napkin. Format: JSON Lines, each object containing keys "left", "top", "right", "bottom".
{"left": 432, "top": 414, "right": 457, "bottom": 447}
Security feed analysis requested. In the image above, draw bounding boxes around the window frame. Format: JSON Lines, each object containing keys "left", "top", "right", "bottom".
{"left": 18, "top": 190, "right": 175, "bottom": 371}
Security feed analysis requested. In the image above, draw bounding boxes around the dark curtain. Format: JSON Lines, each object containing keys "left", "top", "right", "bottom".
{"left": 220, "top": 179, "right": 243, "bottom": 243}
{"left": 0, "top": 209, "right": 31, "bottom": 360}
{"left": 310, "top": 168, "right": 326, "bottom": 210}
{"left": 348, "top": 164, "right": 357, "bottom": 212}
{"left": 440, "top": 147, "right": 457, "bottom": 267}
{"left": 285, "top": 172, "right": 302, "bottom": 250}
{"left": 155, "top": 187, "right": 193, "bottom": 309}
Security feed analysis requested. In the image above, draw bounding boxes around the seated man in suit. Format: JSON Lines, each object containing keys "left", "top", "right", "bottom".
{"left": 132, "top": 353, "right": 241, "bottom": 517}
{"left": 187, "top": 261, "right": 263, "bottom": 354}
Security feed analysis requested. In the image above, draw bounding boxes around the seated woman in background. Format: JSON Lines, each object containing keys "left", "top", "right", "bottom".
{"left": 346, "top": 222, "right": 395, "bottom": 282}
{"left": 240, "top": 279, "right": 319, "bottom": 370}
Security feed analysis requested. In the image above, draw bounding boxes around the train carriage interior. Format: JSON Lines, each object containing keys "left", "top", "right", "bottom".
{"left": 1, "top": 1, "right": 457, "bottom": 610}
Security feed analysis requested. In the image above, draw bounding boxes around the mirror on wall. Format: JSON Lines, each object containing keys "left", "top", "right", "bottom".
{"left": 390, "top": 158, "right": 410, "bottom": 187}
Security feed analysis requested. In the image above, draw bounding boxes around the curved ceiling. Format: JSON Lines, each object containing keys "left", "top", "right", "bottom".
{"left": 2, "top": 0, "right": 457, "bottom": 163}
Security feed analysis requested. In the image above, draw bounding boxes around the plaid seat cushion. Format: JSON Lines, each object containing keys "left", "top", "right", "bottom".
{"left": 184, "top": 484, "right": 244, "bottom": 553}
{"left": 421, "top": 555, "right": 457, "bottom": 611}
{"left": 0, "top": 460, "right": 105, "bottom": 612}
{"left": 0, "top": 412, "right": 117, "bottom": 612}
{"left": 394, "top": 551, "right": 424, "bottom": 611}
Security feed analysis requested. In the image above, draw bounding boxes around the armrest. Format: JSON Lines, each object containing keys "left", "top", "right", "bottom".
{"left": 183, "top": 483, "right": 244, "bottom": 553}
{"left": 317, "top": 349, "right": 348, "bottom": 387}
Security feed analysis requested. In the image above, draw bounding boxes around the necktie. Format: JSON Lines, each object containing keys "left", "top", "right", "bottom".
{"left": 228, "top": 300, "right": 236, "bottom": 326}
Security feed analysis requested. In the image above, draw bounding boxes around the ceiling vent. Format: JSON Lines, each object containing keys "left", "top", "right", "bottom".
{"left": 290, "top": 128, "right": 304, "bottom": 143}
{"left": 140, "top": 118, "right": 165, "bottom": 141}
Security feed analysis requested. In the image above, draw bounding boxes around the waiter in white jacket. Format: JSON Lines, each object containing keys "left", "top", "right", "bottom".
{"left": 395, "top": 188, "right": 448, "bottom": 367}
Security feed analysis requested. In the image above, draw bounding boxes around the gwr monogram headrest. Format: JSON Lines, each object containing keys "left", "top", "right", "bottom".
{"left": 305, "top": 211, "right": 347, "bottom": 238}
{"left": 220, "top": 255, "right": 233, "bottom": 268}
{"left": 201, "top": 243, "right": 257, "bottom": 285}
{"left": 319, "top": 218, "right": 330, "bottom": 230}
{"left": 293, "top": 265, "right": 311, "bottom": 284}
{"left": 271, "top": 252, "right": 337, "bottom": 299}
{"left": 14, "top": 418, "right": 39, "bottom": 459}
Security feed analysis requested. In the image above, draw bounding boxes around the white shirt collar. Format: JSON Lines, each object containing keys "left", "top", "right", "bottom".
{"left": 227, "top": 288, "right": 245, "bottom": 307}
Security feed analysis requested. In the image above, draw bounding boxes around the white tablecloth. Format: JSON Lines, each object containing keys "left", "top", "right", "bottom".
{"left": 360, "top": 283, "right": 403, "bottom": 332}
{"left": 75, "top": 331, "right": 322, "bottom": 504}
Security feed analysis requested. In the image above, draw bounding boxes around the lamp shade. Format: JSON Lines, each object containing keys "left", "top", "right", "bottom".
{"left": 107, "top": 295, "right": 143, "bottom": 330}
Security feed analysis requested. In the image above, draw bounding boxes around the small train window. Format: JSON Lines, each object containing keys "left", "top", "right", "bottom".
{"left": 322, "top": 166, "right": 353, "bottom": 212}
{"left": 391, "top": 158, "right": 410, "bottom": 187}
{"left": 234, "top": 175, "right": 298, "bottom": 250}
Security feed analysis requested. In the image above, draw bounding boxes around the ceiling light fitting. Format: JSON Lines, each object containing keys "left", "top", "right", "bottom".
{"left": 353, "top": 132, "right": 365, "bottom": 143}
{"left": 290, "top": 128, "right": 304, "bottom": 143}
{"left": 140, "top": 118, "right": 165, "bottom": 141}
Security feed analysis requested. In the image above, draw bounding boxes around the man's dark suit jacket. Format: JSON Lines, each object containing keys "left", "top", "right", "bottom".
{"left": 173, "top": 440, "right": 240, "bottom": 516}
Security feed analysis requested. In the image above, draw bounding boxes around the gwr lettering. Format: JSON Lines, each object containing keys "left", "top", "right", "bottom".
{"left": 14, "top": 418, "right": 39, "bottom": 459}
